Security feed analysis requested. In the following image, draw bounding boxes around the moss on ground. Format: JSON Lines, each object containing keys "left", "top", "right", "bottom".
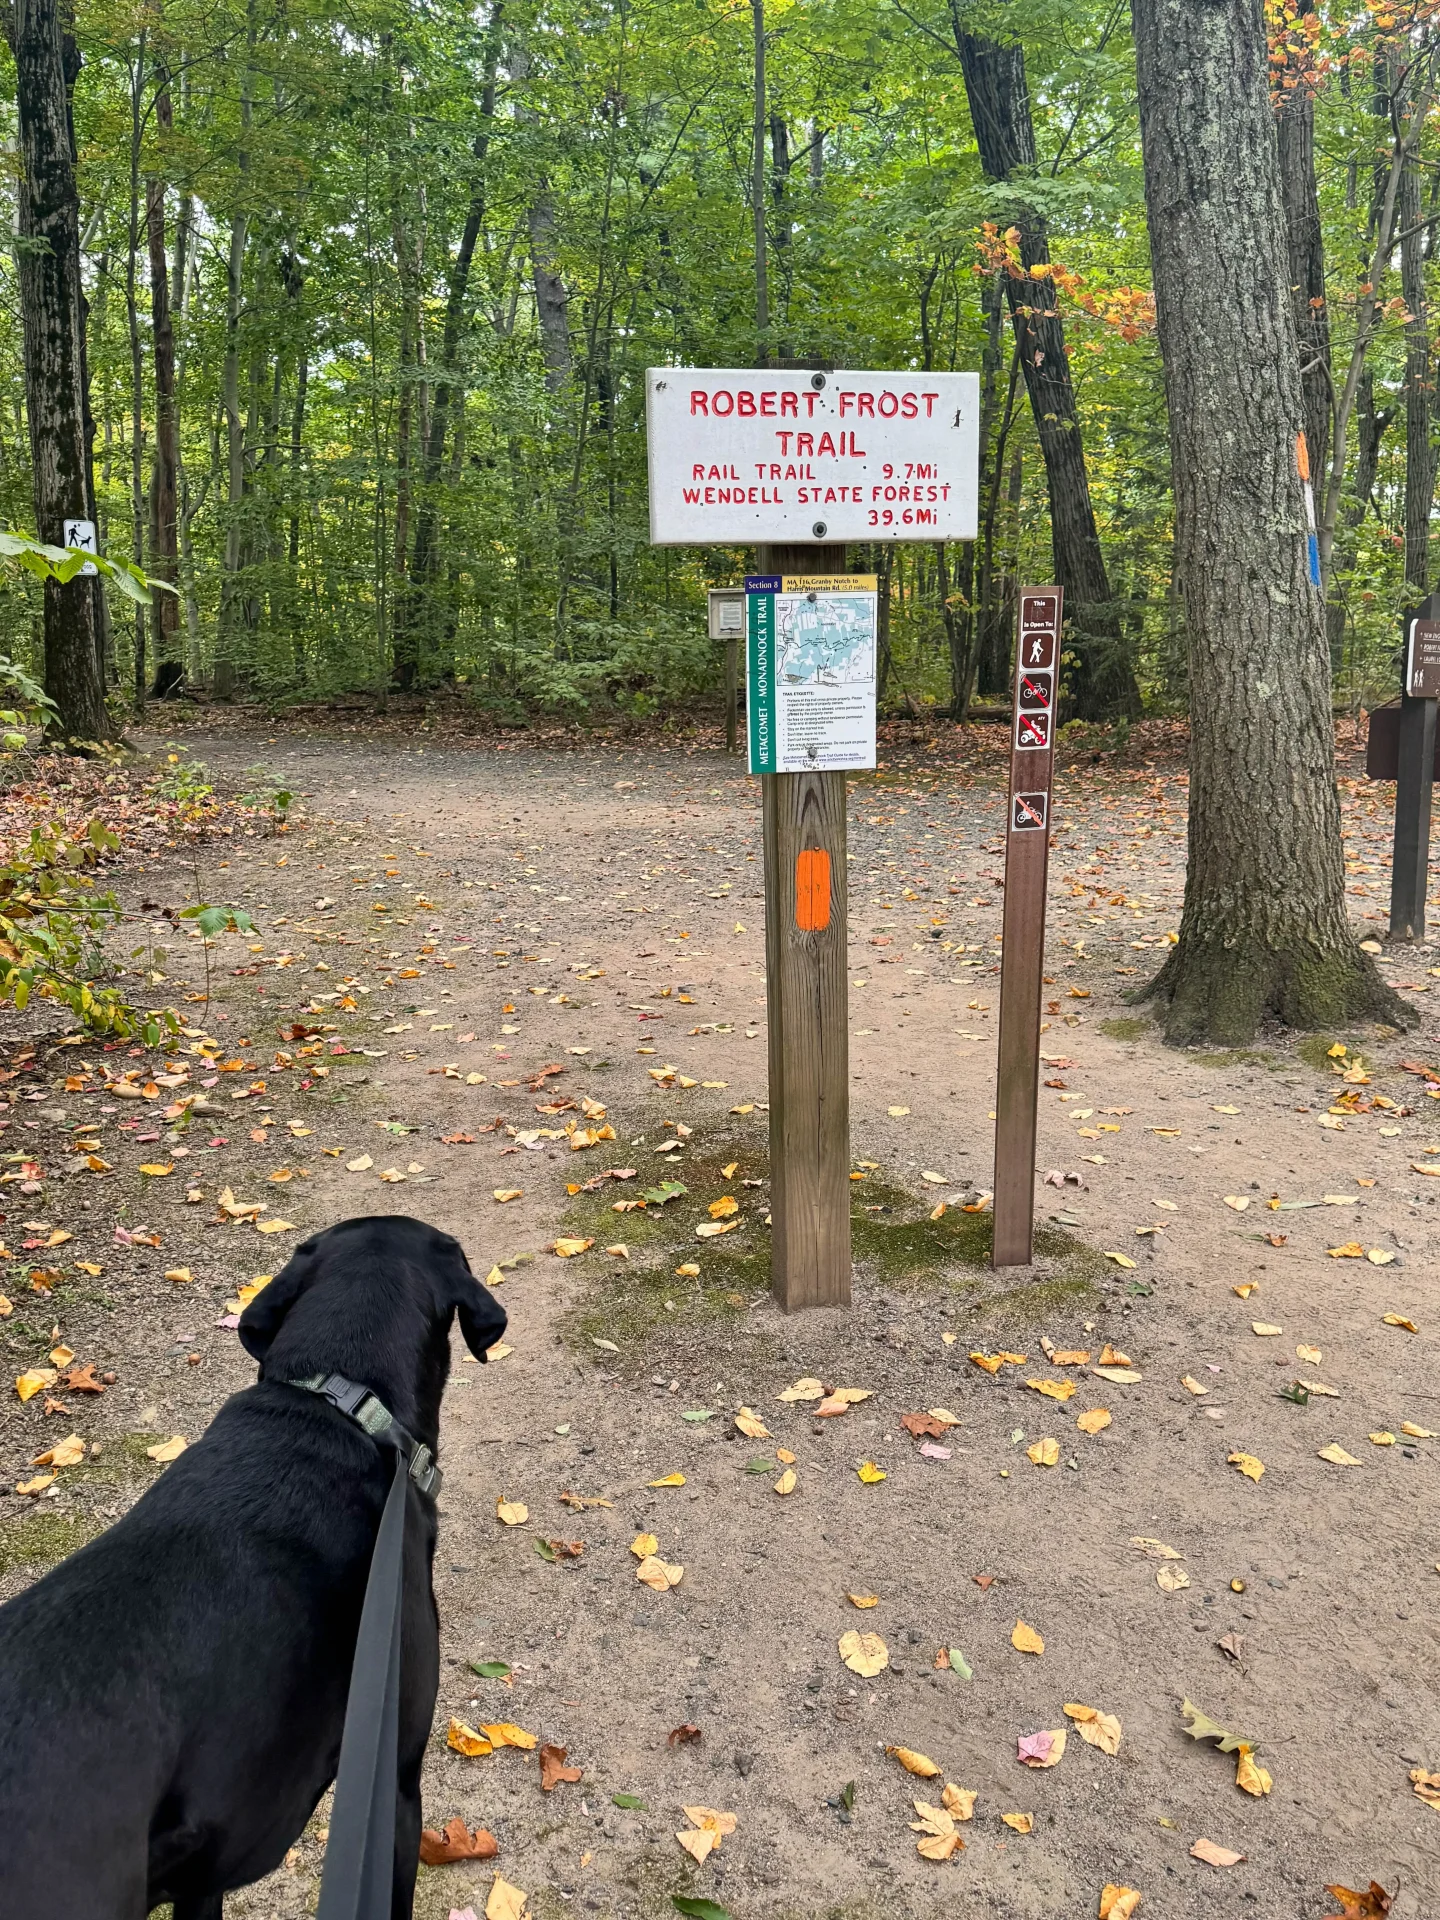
{"left": 1195, "top": 1048, "right": 1279, "bottom": 1069}
{"left": 0, "top": 1508, "right": 99, "bottom": 1579}
{"left": 1098, "top": 1015, "right": 1152, "bottom": 1042}
{"left": 1295, "top": 1032, "right": 1362, "bottom": 1071}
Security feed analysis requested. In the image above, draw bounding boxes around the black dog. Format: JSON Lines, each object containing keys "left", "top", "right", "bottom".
{"left": 0, "top": 1214, "right": 504, "bottom": 1919}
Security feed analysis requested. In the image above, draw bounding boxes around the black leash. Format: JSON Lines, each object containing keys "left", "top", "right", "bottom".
{"left": 283, "top": 1372, "right": 441, "bottom": 1920}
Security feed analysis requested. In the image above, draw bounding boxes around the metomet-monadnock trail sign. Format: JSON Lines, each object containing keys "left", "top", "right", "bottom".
{"left": 646, "top": 368, "right": 979, "bottom": 546}
{"left": 645, "top": 363, "right": 1036, "bottom": 1313}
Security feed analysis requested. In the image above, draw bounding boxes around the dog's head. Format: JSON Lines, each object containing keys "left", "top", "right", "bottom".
{"left": 238, "top": 1215, "right": 506, "bottom": 1443}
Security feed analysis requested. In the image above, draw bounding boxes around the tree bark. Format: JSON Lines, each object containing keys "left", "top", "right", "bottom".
{"left": 1400, "top": 84, "right": 1433, "bottom": 594}
{"left": 146, "top": 58, "right": 180, "bottom": 690}
{"left": 955, "top": 24, "right": 1140, "bottom": 720}
{"left": 1130, "top": 0, "right": 1409, "bottom": 1041}
{"left": 8, "top": 0, "right": 111, "bottom": 740}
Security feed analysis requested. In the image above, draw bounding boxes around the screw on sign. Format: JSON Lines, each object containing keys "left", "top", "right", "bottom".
{"left": 994, "top": 586, "right": 1064, "bottom": 1268}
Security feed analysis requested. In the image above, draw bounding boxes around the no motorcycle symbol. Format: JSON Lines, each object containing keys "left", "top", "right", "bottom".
{"left": 1012, "top": 791, "right": 1048, "bottom": 833}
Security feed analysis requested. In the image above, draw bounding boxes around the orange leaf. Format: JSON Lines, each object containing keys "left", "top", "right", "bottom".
{"left": 539, "top": 1743, "right": 583, "bottom": 1791}
{"left": 418, "top": 1816, "right": 499, "bottom": 1865}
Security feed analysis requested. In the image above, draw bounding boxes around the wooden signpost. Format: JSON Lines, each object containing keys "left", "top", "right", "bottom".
{"left": 993, "top": 587, "right": 1063, "bottom": 1268}
{"left": 646, "top": 365, "right": 980, "bottom": 1310}
{"left": 1390, "top": 590, "right": 1440, "bottom": 942}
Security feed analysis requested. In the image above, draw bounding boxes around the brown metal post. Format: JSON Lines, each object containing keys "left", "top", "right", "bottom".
{"left": 992, "top": 587, "right": 1063, "bottom": 1267}
{"left": 725, "top": 637, "right": 739, "bottom": 755}
{"left": 759, "top": 539, "right": 852, "bottom": 1310}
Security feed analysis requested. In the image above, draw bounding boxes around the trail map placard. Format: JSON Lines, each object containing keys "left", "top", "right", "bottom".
{"left": 646, "top": 368, "right": 979, "bottom": 545}
{"left": 747, "top": 575, "right": 877, "bottom": 774}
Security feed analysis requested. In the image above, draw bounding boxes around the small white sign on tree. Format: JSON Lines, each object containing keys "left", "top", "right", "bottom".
{"left": 645, "top": 367, "right": 979, "bottom": 546}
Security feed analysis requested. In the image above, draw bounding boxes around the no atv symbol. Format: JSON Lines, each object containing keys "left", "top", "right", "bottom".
{"left": 1015, "top": 710, "right": 1051, "bottom": 750}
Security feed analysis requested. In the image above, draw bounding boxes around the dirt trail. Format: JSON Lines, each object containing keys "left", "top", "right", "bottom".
{"left": 2, "top": 718, "right": 1436, "bottom": 1920}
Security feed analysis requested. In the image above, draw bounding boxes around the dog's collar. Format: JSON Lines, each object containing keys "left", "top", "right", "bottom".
{"left": 281, "top": 1371, "right": 442, "bottom": 1500}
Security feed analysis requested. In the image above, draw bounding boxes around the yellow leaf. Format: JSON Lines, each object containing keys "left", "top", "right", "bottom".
{"left": 636, "top": 1555, "right": 684, "bottom": 1590}
{"left": 856, "top": 1460, "right": 886, "bottom": 1484}
{"left": 1251, "top": 1322, "right": 1282, "bottom": 1337}
{"left": 1327, "top": 1242, "right": 1364, "bottom": 1259}
{"left": 1402, "top": 1422, "right": 1435, "bottom": 1438}
{"left": 1317, "top": 1443, "right": 1361, "bottom": 1466}
{"left": 926, "top": 1406, "right": 960, "bottom": 1426}
{"left": 1000, "top": 1811, "right": 1033, "bottom": 1833}
{"left": 630, "top": 1532, "right": 659, "bottom": 1558}
{"left": 1076, "top": 1407, "right": 1112, "bottom": 1434}
{"left": 164, "top": 1267, "right": 193, "bottom": 1285}
{"left": 47, "top": 1345, "right": 74, "bottom": 1368}
{"left": 1063, "top": 1703, "right": 1122, "bottom": 1755}
{"left": 775, "top": 1445, "right": 796, "bottom": 1463}
{"left": 887, "top": 1105, "right": 909, "bottom": 1117}
{"left": 481, "top": 1721, "right": 537, "bottom": 1750}
{"left": 447, "top": 1717, "right": 494, "bottom": 1756}
{"left": 1228, "top": 1452, "right": 1264, "bottom": 1482}
{"left": 648, "top": 1471, "right": 686, "bottom": 1487}
{"left": 146, "top": 1435, "right": 188, "bottom": 1462}
{"left": 1234, "top": 1744, "right": 1272, "bottom": 1797}
{"left": 493, "top": 1188, "right": 522, "bottom": 1203}
{"left": 256, "top": 1218, "right": 295, "bottom": 1236}
{"left": 347, "top": 1154, "right": 374, "bottom": 1172}
{"left": 1222, "top": 1196, "right": 1249, "bottom": 1211}
{"left": 1157, "top": 1564, "right": 1190, "bottom": 1592}
{"left": 1102, "top": 1250, "right": 1136, "bottom": 1268}
{"left": 1026, "top": 1377, "right": 1076, "bottom": 1401}
{"left": 1099, "top": 1887, "right": 1143, "bottom": 1919}
{"left": 15, "top": 1472, "right": 56, "bottom": 1495}
{"left": 682, "top": 1805, "right": 736, "bottom": 1842}
{"left": 1367, "top": 1247, "right": 1396, "bottom": 1265}
{"left": 846, "top": 1591, "right": 879, "bottom": 1608}
{"left": 1011, "top": 1620, "right": 1044, "bottom": 1655}
{"left": 1027, "top": 1437, "right": 1060, "bottom": 1467}
{"left": 734, "top": 1407, "right": 769, "bottom": 1438}
{"left": 1410, "top": 1766, "right": 1440, "bottom": 1808}
{"left": 496, "top": 1497, "right": 529, "bottom": 1525}
{"left": 1369, "top": 1431, "right": 1395, "bottom": 1446}
{"left": 837, "top": 1629, "right": 888, "bottom": 1676}
{"left": 969, "top": 1350, "right": 1027, "bottom": 1373}
{"left": 1232, "top": 1282, "right": 1257, "bottom": 1298}
{"left": 553, "top": 1237, "right": 593, "bottom": 1257}
{"left": 708, "top": 1195, "right": 739, "bottom": 1218}
{"left": 695, "top": 1219, "right": 738, "bottom": 1239}
{"left": 31, "top": 1432, "right": 85, "bottom": 1468}
{"left": 1091, "top": 1365, "right": 1143, "bottom": 1384}
{"left": 73, "top": 1262, "right": 101, "bottom": 1276}
{"left": 1296, "top": 1344, "right": 1322, "bottom": 1363}
{"left": 778, "top": 1376, "right": 825, "bottom": 1402}
{"left": 485, "top": 1873, "right": 528, "bottom": 1920}
{"left": 941, "top": 1784, "right": 976, "bottom": 1819}
{"left": 15, "top": 1367, "right": 56, "bottom": 1402}
{"left": 887, "top": 1746, "right": 941, "bottom": 1778}
{"left": 1383, "top": 1312, "right": 1420, "bottom": 1333}
{"left": 773, "top": 1467, "right": 797, "bottom": 1495}
{"left": 138, "top": 1163, "right": 174, "bottom": 1176}
{"left": 675, "top": 1828, "right": 718, "bottom": 1865}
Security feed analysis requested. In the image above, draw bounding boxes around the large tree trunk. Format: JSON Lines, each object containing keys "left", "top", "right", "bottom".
{"left": 9, "top": 0, "right": 112, "bottom": 740}
{"left": 1130, "top": 0, "right": 1409, "bottom": 1040}
{"left": 955, "top": 27, "right": 1140, "bottom": 720}
{"left": 145, "top": 60, "right": 180, "bottom": 691}
{"left": 1400, "top": 86, "right": 1434, "bottom": 595}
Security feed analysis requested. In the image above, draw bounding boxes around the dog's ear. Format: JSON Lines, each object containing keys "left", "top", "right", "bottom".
{"left": 442, "top": 1243, "right": 507, "bottom": 1362}
{"left": 238, "top": 1241, "right": 320, "bottom": 1363}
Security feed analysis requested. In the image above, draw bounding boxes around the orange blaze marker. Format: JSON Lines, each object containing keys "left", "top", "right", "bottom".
{"left": 794, "top": 847, "right": 831, "bottom": 931}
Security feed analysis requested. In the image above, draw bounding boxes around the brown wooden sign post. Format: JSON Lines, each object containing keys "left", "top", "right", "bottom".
{"left": 757, "top": 542, "right": 853, "bottom": 1310}
{"left": 1390, "top": 592, "right": 1440, "bottom": 941}
{"left": 992, "top": 587, "right": 1063, "bottom": 1267}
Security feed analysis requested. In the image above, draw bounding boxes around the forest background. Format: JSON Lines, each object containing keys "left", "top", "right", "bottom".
{"left": 0, "top": 0, "right": 1427, "bottom": 725}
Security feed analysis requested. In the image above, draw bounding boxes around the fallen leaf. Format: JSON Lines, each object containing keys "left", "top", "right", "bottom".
{"left": 481, "top": 1722, "right": 537, "bottom": 1750}
{"left": 1228, "top": 1452, "right": 1265, "bottom": 1482}
{"left": 539, "top": 1744, "right": 583, "bottom": 1791}
{"left": 1179, "top": 1699, "right": 1248, "bottom": 1753}
{"left": 138, "top": 1163, "right": 174, "bottom": 1177}
{"left": 1027, "top": 1437, "right": 1060, "bottom": 1467}
{"left": 485, "top": 1874, "right": 528, "bottom": 1920}
{"left": 1410, "top": 1767, "right": 1440, "bottom": 1810}
{"left": 1181, "top": 1375, "right": 1208, "bottom": 1395}
{"left": 1323, "top": 1884, "right": 1393, "bottom": 1919}
{"left": 1099, "top": 1888, "right": 1142, "bottom": 1920}
{"left": 1383, "top": 1313, "right": 1419, "bottom": 1333}
{"left": 887, "top": 1746, "right": 940, "bottom": 1778}
{"left": 1016, "top": 1727, "right": 1066, "bottom": 1769}
{"left": 15, "top": 1368, "right": 57, "bottom": 1403}
{"left": 1026, "top": 1377, "right": 1077, "bottom": 1401}
{"left": 941, "top": 1784, "right": 976, "bottom": 1819}
{"left": 675, "top": 1828, "right": 718, "bottom": 1864}
{"left": 1063, "top": 1703, "right": 1121, "bottom": 1755}
{"left": 649, "top": 1472, "right": 686, "bottom": 1487}
{"left": 846, "top": 1591, "right": 879, "bottom": 1608}
{"left": 734, "top": 1406, "right": 769, "bottom": 1439}
{"left": 146, "top": 1435, "right": 187, "bottom": 1462}
{"left": 31, "top": 1432, "right": 84, "bottom": 1468}
{"left": 496, "top": 1497, "right": 529, "bottom": 1525}
{"left": 1190, "top": 1838, "right": 1245, "bottom": 1868}
{"left": 1010, "top": 1620, "right": 1044, "bottom": 1656}
{"left": 1251, "top": 1322, "right": 1282, "bottom": 1337}
{"left": 1296, "top": 1344, "right": 1323, "bottom": 1364}
{"left": 1157, "top": 1564, "right": 1190, "bottom": 1592}
{"left": 668, "top": 1723, "right": 702, "bottom": 1746}
{"left": 447, "top": 1718, "right": 494, "bottom": 1757}
{"left": 1000, "top": 1811, "right": 1033, "bottom": 1833}
{"left": 856, "top": 1461, "right": 886, "bottom": 1484}
{"left": 909, "top": 1799, "right": 964, "bottom": 1860}
{"left": 636, "top": 1555, "right": 684, "bottom": 1590}
{"left": 553, "top": 1237, "right": 593, "bottom": 1257}
{"left": 1103, "top": 1250, "right": 1136, "bottom": 1269}
{"left": 1317, "top": 1443, "right": 1361, "bottom": 1466}
{"left": 419, "top": 1817, "right": 499, "bottom": 1863}
{"left": 773, "top": 1467, "right": 797, "bottom": 1496}
{"left": 837, "top": 1629, "right": 888, "bottom": 1676}
{"left": 630, "top": 1532, "right": 659, "bottom": 1558}
{"left": 347, "top": 1154, "right": 374, "bottom": 1172}
{"left": 1076, "top": 1407, "right": 1112, "bottom": 1434}
{"left": 493, "top": 1188, "right": 522, "bottom": 1203}
{"left": 708, "top": 1195, "right": 739, "bottom": 1219}
{"left": 1403, "top": 1421, "right": 1435, "bottom": 1438}
{"left": 778, "top": 1376, "right": 825, "bottom": 1402}
{"left": 1223, "top": 1196, "right": 1249, "bottom": 1211}
{"left": 14, "top": 1472, "right": 55, "bottom": 1495}
{"left": 1235, "top": 1743, "right": 1272, "bottom": 1797}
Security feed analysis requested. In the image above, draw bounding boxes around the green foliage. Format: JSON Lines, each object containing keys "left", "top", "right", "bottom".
{"left": 179, "top": 903, "right": 256, "bottom": 939}
{"left": 150, "top": 749, "right": 214, "bottom": 812}
{"left": 0, "top": 817, "right": 139, "bottom": 1034}
{"left": 236, "top": 763, "right": 293, "bottom": 827}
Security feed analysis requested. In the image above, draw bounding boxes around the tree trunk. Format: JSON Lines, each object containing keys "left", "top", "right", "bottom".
{"left": 146, "top": 60, "right": 180, "bottom": 691}
{"left": 955, "top": 25, "right": 1140, "bottom": 720}
{"left": 1130, "top": 0, "right": 1409, "bottom": 1041}
{"left": 1275, "top": 21, "right": 1331, "bottom": 500}
{"left": 214, "top": 3, "right": 253, "bottom": 699}
{"left": 1400, "top": 88, "right": 1433, "bottom": 595}
{"left": 8, "top": 0, "right": 111, "bottom": 740}
{"left": 528, "top": 192, "right": 571, "bottom": 392}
